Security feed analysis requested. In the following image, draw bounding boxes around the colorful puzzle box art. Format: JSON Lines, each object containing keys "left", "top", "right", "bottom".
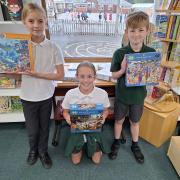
{"left": 70, "top": 103, "right": 104, "bottom": 133}
{"left": 125, "top": 52, "right": 161, "bottom": 87}
{"left": 0, "top": 33, "right": 34, "bottom": 73}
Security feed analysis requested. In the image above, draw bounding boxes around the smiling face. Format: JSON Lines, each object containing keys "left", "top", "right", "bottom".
{"left": 23, "top": 10, "right": 46, "bottom": 42}
{"left": 76, "top": 66, "right": 96, "bottom": 95}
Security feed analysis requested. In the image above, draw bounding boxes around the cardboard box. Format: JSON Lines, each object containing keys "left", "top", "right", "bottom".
{"left": 167, "top": 136, "right": 180, "bottom": 176}
{"left": 139, "top": 103, "right": 180, "bottom": 147}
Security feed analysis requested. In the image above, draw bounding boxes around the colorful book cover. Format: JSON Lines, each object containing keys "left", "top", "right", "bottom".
{"left": 0, "top": 33, "right": 34, "bottom": 73}
{"left": 0, "top": 96, "right": 11, "bottom": 113}
{"left": 125, "top": 52, "right": 161, "bottom": 87}
{"left": 70, "top": 104, "right": 104, "bottom": 133}
{"left": 155, "top": 15, "right": 168, "bottom": 38}
{"left": 0, "top": 76, "right": 16, "bottom": 88}
{"left": 11, "top": 96, "right": 22, "bottom": 111}
{"left": 0, "top": 0, "right": 23, "bottom": 21}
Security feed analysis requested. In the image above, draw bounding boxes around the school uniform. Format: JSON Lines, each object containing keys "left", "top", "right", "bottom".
{"left": 20, "top": 38, "right": 64, "bottom": 154}
{"left": 62, "top": 87, "right": 110, "bottom": 157}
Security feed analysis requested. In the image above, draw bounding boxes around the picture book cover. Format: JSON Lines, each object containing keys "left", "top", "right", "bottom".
{"left": 155, "top": 15, "right": 168, "bottom": 38}
{"left": 0, "top": 33, "right": 34, "bottom": 73}
{"left": 0, "top": 96, "right": 11, "bottom": 113}
{"left": 0, "top": 76, "right": 16, "bottom": 88}
{"left": 0, "top": 0, "right": 23, "bottom": 21}
{"left": 125, "top": 52, "right": 161, "bottom": 87}
{"left": 70, "top": 104, "right": 104, "bottom": 133}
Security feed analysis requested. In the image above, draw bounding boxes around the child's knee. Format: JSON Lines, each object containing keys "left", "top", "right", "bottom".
{"left": 130, "top": 121, "right": 139, "bottom": 127}
{"left": 71, "top": 151, "right": 82, "bottom": 165}
{"left": 92, "top": 151, "right": 102, "bottom": 164}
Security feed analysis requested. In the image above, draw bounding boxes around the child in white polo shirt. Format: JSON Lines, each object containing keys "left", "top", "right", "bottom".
{"left": 20, "top": 3, "right": 64, "bottom": 169}
{"left": 62, "top": 61, "right": 110, "bottom": 164}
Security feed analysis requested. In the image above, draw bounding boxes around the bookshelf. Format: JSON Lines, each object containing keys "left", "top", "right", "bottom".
{"left": 0, "top": 76, "right": 24, "bottom": 123}
{"left": 155, "top": 4, "right": 180, "bottom": 91}
{"left": 146, "top": 1, "right": 180, "bottom": 105}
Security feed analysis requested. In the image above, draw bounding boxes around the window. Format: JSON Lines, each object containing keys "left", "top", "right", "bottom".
{"left": 45, "top": 0, "right": 155, "bottom": 61}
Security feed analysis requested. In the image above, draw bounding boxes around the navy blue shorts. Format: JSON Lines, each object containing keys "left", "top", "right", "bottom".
{"left": 114, "top": 100, "right": 144, "bottom": 122}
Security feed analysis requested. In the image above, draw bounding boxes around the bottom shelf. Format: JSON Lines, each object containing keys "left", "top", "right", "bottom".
{"left": 0, "top": 112, "right": 25, "bottom": 123}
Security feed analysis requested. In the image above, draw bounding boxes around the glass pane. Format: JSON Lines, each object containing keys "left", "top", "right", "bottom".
{"left": 46, "top": 0, "right": 155, "bottom": 59}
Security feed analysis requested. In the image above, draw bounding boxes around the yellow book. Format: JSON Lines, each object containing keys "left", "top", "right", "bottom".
{"left": 166, "top": 16, "right": 174, "bottom": 38}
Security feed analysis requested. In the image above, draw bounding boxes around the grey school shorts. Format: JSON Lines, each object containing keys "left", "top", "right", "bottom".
{"left": 114, "top": 99, "right": 144, "bottom": 122}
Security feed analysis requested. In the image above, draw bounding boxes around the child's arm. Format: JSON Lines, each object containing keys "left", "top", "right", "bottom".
{"left": 63, "top": 109, "right": 71, "bottom": 125}
{"left": 22, "top": 64, "right": 64, "bottom": 81}
{"left": 101, "top": 108, "right": 109, "bottom": 124}
{"left": 112, "top": 57, "right": 127, "bottom": 79}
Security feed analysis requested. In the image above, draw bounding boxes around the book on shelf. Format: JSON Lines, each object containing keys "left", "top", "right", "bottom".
{"left": 70, "top": 104, "right": 104, "bottom": 133}
{"left": 166, "top": 16, "right": 174, "bottom": 39}
{"left": 159, "top": 67, "right": 167, "bottom": 81}
{"left": 0, "top": 76, "right": 16, "bottom": 88}
{"left": 125, "top": 52, "right": 161, "bottom": 87}
{"left": 172, "top": 16, "right": 180, "bottom": 40}
{"left": 0, "top": 96, "right": 11, "bottom": 113}
{"left": 169, "top": 16, "right": 177, "bottom": 39}
{"left": 145, "top": 85, "right": 169, "bottom": 104}
{"left": 173, "top": 0, "right": 180, "bottom": 10}
{"left": 96, "top": 69, "right": 116, "bottom": 83}
{"left": 0, "top": 33, "right": 34, "bottom": 73}
{"left": 155, "top": 15, "right": 168, "bottom": 38}
{"left": 0, "top": 0, "right": 23, "bottom": 21}
{"left": 0, "top": 96, "right": 22, "bottom": 113}
{"left": 11, "top": 96, "right": 22, "bottom": 111}
{"left": 168, "top": 43, "right": 180, "bottom": 63}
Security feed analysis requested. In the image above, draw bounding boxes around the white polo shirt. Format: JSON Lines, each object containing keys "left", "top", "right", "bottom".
{"left": 20, "top": 38, "right": 64, "bottom": 101}
{"left": 62, "top": 87, "right": 110, "bottom": 109}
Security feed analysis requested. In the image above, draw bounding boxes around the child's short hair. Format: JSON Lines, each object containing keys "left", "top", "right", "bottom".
{"left": 22, "top": 3, "right": 46, "bottom": 21}
{"left": 76, "top": 61, "right": 96, "bottom": 75}
{"left": 126, "top": 11, "right": 149, "bottom": 30}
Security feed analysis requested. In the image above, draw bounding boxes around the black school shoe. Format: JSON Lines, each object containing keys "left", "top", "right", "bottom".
{"left": 108, "top": 141, "right": 120, "bottom": 160}
{"left": 27, "top": 151, "right": 38, "bottom": 165}
{"left": 131, "top": 145, "right": 144, "bottom": 164}
{"left": 39, "top": 152, "right": 52, "bottom": 169}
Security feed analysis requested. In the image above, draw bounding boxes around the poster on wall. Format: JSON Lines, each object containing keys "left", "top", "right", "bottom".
{"left": 0, "top": 33, "right": 34, "bottom": 73}
{"left": 0, "top": 0, "right": 23, "bottom": 21}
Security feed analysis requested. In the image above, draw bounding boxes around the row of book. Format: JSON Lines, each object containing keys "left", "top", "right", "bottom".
{"left": 157, "top": 0, "right": 180, "bottom": 10}
{"left": 0, "top": 96, "right": 22, "bottom": 113}
{"left": 159, "top": 67, "right": 180, "bottom": 87}
{"left": 155, "top": 15, "right": 180, "bottom": 40}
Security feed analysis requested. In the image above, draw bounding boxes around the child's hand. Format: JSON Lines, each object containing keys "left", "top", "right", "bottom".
{"left": 101, "top": 118, "right": 105, "bottom": 124}
{"left": 120, "top": 57, "right": 127, "bottom": 74}
{"left": 65, "top": 115, "right": 71, "bottom": 125}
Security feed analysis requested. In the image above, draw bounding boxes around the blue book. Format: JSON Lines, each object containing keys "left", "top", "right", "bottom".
{"left": 125, "top": 52, "right": 161, "bottom": 87}
{"left": 70, "top": 104, "right": 104, "bottom": 133}
{"left": 0, "top": 33, "right": 33, "bottom": 73}
{"left": 154, "top": 15, "right": 168, "bottom": 38}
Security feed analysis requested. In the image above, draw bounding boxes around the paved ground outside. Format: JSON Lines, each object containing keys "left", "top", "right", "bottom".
{"left": 51, "top": 34, "right": 123, "bottom": 57}
{"left": 48, "top": 11, "right": 124, "bottom": 58}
